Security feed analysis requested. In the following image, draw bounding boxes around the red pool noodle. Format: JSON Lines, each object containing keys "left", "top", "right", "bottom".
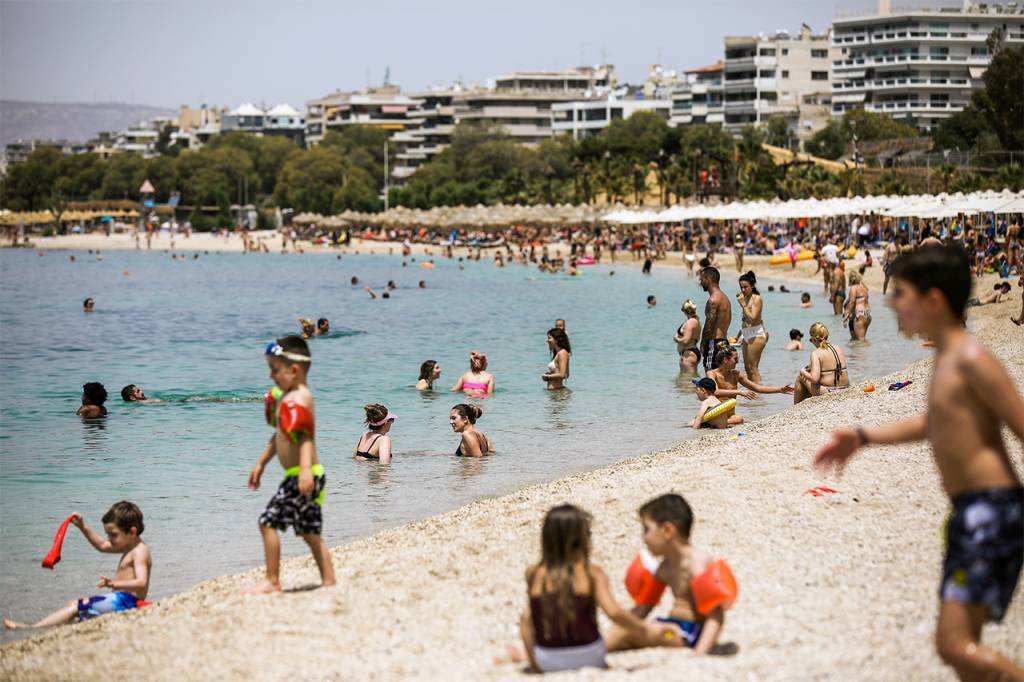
{"left": 41, "top": 514, "right": 76, "bottom": 569}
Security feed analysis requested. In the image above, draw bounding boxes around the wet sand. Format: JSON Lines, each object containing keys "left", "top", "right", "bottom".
{"left": 2, "top": 294, "right": 1021, "bottom": 680}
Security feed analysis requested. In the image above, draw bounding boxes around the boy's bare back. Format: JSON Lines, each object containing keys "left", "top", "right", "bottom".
{"left": 928, "top": 331, "right": 1021, "bottom": 497}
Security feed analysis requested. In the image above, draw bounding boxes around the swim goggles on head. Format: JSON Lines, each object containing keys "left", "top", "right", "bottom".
{"left": 264, "top": 342, "right": 311, "bottom": 362}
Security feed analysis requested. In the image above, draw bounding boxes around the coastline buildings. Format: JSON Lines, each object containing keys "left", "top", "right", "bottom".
{"left": 552, "top": 95, "right": 671, "bottom": 140}
{"left": 304, "top": 85, "right": 421, "bottom": 146}
{"left": 722, "top": 24, "right": 837, "bottom": 138}
{"left": 831, "top": 0, "right": 1024, "bottom": 131}
{"left": 669, "top": 62, "right": 725, "bottom": 127}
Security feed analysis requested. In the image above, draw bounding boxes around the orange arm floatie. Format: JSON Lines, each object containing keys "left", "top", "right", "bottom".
{"left": 278, "top": 400, "right": 314, "bottom": 444}
{"left": 691, "top": 559, "right": 739, "bottom": 615}
{"left": 624, "top": 549, "right": 667, "bottom": 607}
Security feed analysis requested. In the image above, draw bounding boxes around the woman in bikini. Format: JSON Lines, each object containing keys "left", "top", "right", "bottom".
{"left": 843, "top": 271, "right": 872, "bottom": 341}
{"left": 450, "top": 403, "right": 492, "bottom": 457}
{"left": 707, "top": 344, "right": 793, "bottom": 400}
{"left": 353, "top": 403, "right": 395, "bottom": 464}
{"left": 674, "top": 299, "right": 702, "bottom": 373}
{"left": 793, "top": 322, "right": 850, "bottom": 404}
{"left": 543, "top": 328, "right": 571, "bottom": 390}
{"left": 452, "top": 351, "right": 495, "bottom": 397}
{"left": 736, "top": 271, "right": 768, "bottom": 383}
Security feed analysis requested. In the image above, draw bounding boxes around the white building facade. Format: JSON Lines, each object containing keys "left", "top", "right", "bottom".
{"left": 552, "top": 97, "right": 671, "bottom": 140}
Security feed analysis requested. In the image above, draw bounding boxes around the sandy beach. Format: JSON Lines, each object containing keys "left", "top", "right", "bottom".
{"left": 1, "top": 280, "right": 1020, "bottom": 680}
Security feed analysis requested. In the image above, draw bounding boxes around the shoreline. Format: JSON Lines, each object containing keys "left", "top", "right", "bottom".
{"left": 2, "top": 299, "right": 1020, "bottom": 680}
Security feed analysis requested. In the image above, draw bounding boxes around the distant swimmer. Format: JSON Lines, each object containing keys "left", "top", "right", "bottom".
{"left": 450, "top": 404, "right": 492, "bottom": 457}
{"left": 83, "top": 298, "right": 95, "bottom": 313}
{"left": 351, "top": 276, "right": 359, "bottom": 285}
{"left": 784, "top": 329, "right": 804, "bottom": 351}
{"left": 801, "top": 292, "right": 813, "bottom": 308}
{"left": 674, "top": 300, "right": 701, "bottom": 373}
{"left": 120, "top": 385, "right": 160, "bottom": 403}
{"left": 418, "top": 280, "right": 426, "bottom": 289}
{"left": 387, "top": 280, "right": 397, "bottom": 290}
{"left": 298, "top": 318, "right": 316, "bottom": 339}
{"left": 543, "top": 328, "right": 571, "bottom": 390}
{"left": 416, "top": 360, "right": 441, "bottom": 391}
{"left": 647, "top": 295, "right": 657, "bottom": 308}
{"left": 316, "top": 318, "right": 330, "bottom": 336}
{"left": 353, "top": 404, "right": 395, "bottom": 464}
{"left": 76, "top": 382, "right": 108, "bottom": 418}
{"left": 452, "top": 352, "right": 494, "bottom": 397}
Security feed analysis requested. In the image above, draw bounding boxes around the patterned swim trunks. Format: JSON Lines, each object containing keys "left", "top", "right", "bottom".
{"left": 940, "top": 486, "right": 1024, "bottom": 622}
{"left": 259, "top": 464, "right": 326, "bottom": 536}
{"left": 77, "top": 591, "right": 139, "bottom": 621}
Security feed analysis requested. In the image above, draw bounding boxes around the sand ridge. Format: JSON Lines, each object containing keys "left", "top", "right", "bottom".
{"left": 1, "top": 291, "right": 1021, "bottom": 681}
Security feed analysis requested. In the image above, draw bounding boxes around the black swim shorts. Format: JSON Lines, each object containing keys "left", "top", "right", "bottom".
{"left": 259, "top": 472, "right": 326, "bottom": 536}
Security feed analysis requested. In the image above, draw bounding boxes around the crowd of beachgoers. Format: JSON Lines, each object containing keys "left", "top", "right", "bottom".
{"left": 3, "top": 215, "right": 1023, "bottom": 681}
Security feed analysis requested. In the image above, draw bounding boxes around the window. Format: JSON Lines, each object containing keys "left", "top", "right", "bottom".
{"left": 971, "top": 46, "right": 989, "bottom": 55}
{"left": 781, "top": 70, "right": 790, "bottom": 78}
{"left": 781, "top": 48, "right": 789, "bottom": 56}
{"left": 811, "top": 71, "right": 829, "bottom": 81}
{"left": 811, "top": 49, "right": 828, "bottom": 58}
{"left": 759, "top": 48, "right": 776, "bottom": 56}
{"left": 759, "top": 69, "right": 776, "bottom": 78}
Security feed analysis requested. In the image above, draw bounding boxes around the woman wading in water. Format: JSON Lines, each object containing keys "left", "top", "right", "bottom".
{"left": 542, "top": 328, "right": 571, "bottom": 390}
{"left": 674, "top": 299, "right": 701, "bottom": 373}
{"left": 736, "top": 271, "right": 768, "bottom": 383}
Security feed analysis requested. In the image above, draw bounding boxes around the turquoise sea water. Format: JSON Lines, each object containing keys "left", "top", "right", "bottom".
{"left": 0, "top": 248, "right": 924, "bottom": 630}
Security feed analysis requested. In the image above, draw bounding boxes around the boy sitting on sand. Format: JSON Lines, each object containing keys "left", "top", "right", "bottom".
{"left": 76, "top": 382, "right": 108, "bottom": 418}
{"left": 247, "top": 336, "right": 336, "bottom": 593}
{"left": 607, "top": 494, "right": 732, "bottom": 655}
{"left": 815, "top": 245, "right": 1024, "bottom": 681}
{"left": 4, "top": 501, "right": 151, "bottom": 629}
{"left": 690, "top": 378, "right": 742, "bottom": 429}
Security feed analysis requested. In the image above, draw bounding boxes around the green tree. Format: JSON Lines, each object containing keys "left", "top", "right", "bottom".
{"left": 274, "top": 146, "right": 346, "bottom": 213}
{"left": 806, "top": 108, "right": 917, "bottom": 160}
{"left": 0, "top": 147, "right": 62, "bottom": 210}
{"left": 764, "top": 115, "right": 796, "bottom": 150}
{"left": 99, "top": 153, "right": 145, "bottom": 200}
{"left": 873, "top": 170, "right": 909, "bottom": 195}
{"left": 976, "top": 33, "right": 1024, "bottom": 151}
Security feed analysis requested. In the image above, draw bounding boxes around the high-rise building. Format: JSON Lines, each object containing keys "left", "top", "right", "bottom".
{"left": 669, "top": 62, "right": 725, "bottom": 127}
{"left": 305, "top": 85, "right": 421, "bottom": 146}
{"left": 552, "top": 95, "right": 671, "bottom": 140}
{"left": 831, "top": 1, "right": 1024, "bottom": 131}
{"left": 722, "top": 24, "right": 836, "bottom": 133}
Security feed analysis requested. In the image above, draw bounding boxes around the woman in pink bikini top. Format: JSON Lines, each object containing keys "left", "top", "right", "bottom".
{"left": 452, "top": 351, "right": 494, "bottom": 397}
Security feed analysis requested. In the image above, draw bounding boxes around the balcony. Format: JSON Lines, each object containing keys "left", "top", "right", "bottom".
{"left": 833, "top": 76, "right": 975, "bottom": 91}
{"left": 723, "top": 78, "right": 756, "bottom": 91}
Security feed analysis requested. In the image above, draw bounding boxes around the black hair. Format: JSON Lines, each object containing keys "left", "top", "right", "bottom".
{"left": 83, "top": 382, "right": 108, "bottom": 406}
{"left": 83, "top": 298, "right": 94, "bottom": 307}
{"left": 419, "top": 359, "right": 438, "bottom": 382}
{"left": 700, "top": 266, "right": 720, "bottom": 284}
{"left": 317, "top": 318, "right": 328, "bottom": 327}
{"left": 998, "top": 282, "right": 1011, "bottom": 292}
{"left": 275, "top": 335, "right": 312, "bottom": 368}
{"left": 890, "top": 245, "right": 971, "bottom": 321}
{"left": 638, "top": 493, "right": 694, "bottom": 539}
{"left": 121, "top": 384, "right": 138, "bottom": 402}
{"left": 696, "top": 377, "right": 717, "bottom": 393}
{"left": 102, "top": 500, "right": 144, "bottom": 535}
{"left": 801, "top": 292, "right": 811, "bottom": 302}
{"left": 452, "top": 403, "right": 483, "bottom": 424}
{"left": 547, "top": 328, "right": 571, "bottom": 355}
{"left": 646, "top": 295, "right": 656, "bottom": 304}
{"left": 350, "top": 276, "right": 359, "bottom": 285}
{"left": 698, "top": 257, "right": 711, "bottom": 269}
{"left": 739, "top": 270, "right": 759, "bottom": 295}
{"left": 789, "top": 328, "right": 803, "bottom": 340}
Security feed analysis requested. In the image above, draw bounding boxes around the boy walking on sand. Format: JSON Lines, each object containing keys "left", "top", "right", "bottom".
{"left": 4, "top": 501, "right": 151, "bottom": 629}
{"left": 815, "top": 245, "right": 1024, "bottom": 681}
{"left": 247, "top": 336, "right": 335, "bottom": 593}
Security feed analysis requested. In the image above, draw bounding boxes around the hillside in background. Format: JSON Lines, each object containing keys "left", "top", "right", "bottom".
{"left": 0, "top": 100, "right": 175, "bottom": 148}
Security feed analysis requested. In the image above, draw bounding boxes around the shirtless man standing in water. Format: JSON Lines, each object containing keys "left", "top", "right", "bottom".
{"left": 698, "top": 267, "right": 732, "bottom": 374}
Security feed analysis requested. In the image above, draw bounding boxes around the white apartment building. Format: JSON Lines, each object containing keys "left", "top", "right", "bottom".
{"left": 669, "top": 62, "right": 725, "bottom": 127}
{"left": 305, "top": 85, "right": 421, "bottom": 146}
{"left": 723, "top": 24, "right": 836, "bottom": 133}
{"left": 552, "top": 96, "right": 671, "bottom": 140}
{"left": 831, "top": 1, "right": 1024, "bottom": 131}
{"left": 391, "top": 89, "right": 457, "bottom": 183}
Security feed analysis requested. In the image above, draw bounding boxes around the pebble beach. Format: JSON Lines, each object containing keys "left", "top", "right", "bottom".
{"left": 1, "top": 282, "right": 1020, "bottom": 680}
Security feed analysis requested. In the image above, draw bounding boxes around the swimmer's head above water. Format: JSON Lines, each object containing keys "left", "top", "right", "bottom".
{"left": 450, "top": 403, "right": 483, "bottom": 431}
{"left": 121, "top": 385, "right": 146, "bottom": 402}
{"left": 316, "top": 318, "right": 329, "bottom": 335}
{"left": 83, "top": 298, "right": 95, "bottom": 312}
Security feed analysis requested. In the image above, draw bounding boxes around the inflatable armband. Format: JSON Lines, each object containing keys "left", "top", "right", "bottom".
{"left": 691, "top": 559, "right": 738, "bottom": 615}
{"left": 702, "top": 398, "right": 737, "bottom": 424}
{"left": 278, "top": 399, "right": 314, "bottom": 444}
{"left": 264, "top": 387, "right": 283, "bottom": 426}
{"left": 624, "top": 549, "right": 667, "bottom": 606}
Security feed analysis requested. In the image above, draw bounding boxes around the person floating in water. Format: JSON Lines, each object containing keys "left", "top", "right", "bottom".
{"left": 76, "top": 382, "right": 108, "bottom": 418}
{"left": 120, "top": 385, "right": 159, "bottom": 403}
{"left": 83, "top": 298, "right": 95, "bottom": 313}
{"left": 316, "top": 318, "right": 330, "bottom": 336}
{"left": 246, "top": 336, "right": 336, "bottom": 594}
{"left": 4, "top": 502, "right": 151, "bottom": 630}
{"left": 814, "top": 245, "right": 1024, "bottom": 681}
{"left": 298, "top": 318, "right": 315, "bottom": 339}
{"left": 647, "top": 295, "right": 657, "bottom": 308}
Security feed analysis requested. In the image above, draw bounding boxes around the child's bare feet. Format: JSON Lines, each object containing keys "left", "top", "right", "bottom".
{"left": 244, "top": 579, "right": 281, "bottom": 595}
{"left": 4, "top": 617, "right": 27, "bottom": 630}
{"left": 493, "top": 644, "right": 526, "bottom": 665}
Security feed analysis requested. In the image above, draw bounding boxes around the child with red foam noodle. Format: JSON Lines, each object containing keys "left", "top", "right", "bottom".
{"left": 815, "top": 245, "right": 1024, "bottom": 681}
{"left": 4, "top": 501, "right": 151, "bottom": 629}
{"left": 246, "top": 335, "right": 336, "bottom": 593}
{"left": 606, "top": 493, "right": 737, "bottom": 655}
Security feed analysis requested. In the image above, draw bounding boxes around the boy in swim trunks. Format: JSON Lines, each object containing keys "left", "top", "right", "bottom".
{"left": 815, "top": 245, "right": 1024, "bottom": 681}
{"left": 247, "top": 335, "right": 336, "bottom": 593}
{"left": 690, "top": 377, "right": 742, "bottom": 429}
{"left": 607, "top": 494, "right": 727, "bottom": 655}
{"left": 4, "top": 501, "right": 151, "bottom": 629}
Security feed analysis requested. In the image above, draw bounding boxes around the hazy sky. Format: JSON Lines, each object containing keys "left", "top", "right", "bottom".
{"left": 1, "top": 0, "right": 874, "bottom": 108}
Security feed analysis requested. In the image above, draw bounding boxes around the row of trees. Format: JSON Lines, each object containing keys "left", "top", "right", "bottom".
{"left": 2, "top": 41, "right": 1021, "bottom": 222}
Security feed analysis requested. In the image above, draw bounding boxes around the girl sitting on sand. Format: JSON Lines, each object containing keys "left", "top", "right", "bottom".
{"left": 793, "top": 322, "right": 850, "bottom": 404}
{"left": 450, "top": 404, "right": 492, "bottom": 457}
{"left": 542, "top": 329, "right": 571, "bottom": 390}
{"left": 353, "top": 404, "right": 395, "bottom": 464}
{"left": 416, "top": 360, "right": 441, "bottom": 391}
{"left": 515, "top": 505, "right": 674, "bottom": 673}
{"left": 452, "top": 352, "right": 494, "bottom": 397}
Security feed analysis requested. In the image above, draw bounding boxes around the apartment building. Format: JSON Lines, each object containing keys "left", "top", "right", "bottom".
{"left": 668, "top": 62, "right": 725, "bottom": 127}
{"left": 305, "top": 85, "right": 421, "bottom": 146}
{"left": 390, "top": 89, "right": 458, "bottom": 183}
{"left": 723, "top": 24, "right": 836, "bottom": 134}
{"left": 551, "top": 95, "right": 671, "bottom": 140}
{"left": 831, "top": 0, "right": 1024, "bottom": 131}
